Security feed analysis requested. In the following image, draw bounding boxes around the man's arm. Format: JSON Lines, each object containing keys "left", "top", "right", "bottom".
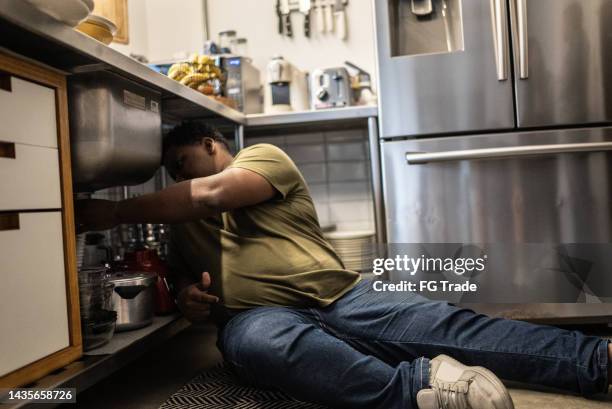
{"left": 76, "top": 167, "right": 276, "bottom": 232}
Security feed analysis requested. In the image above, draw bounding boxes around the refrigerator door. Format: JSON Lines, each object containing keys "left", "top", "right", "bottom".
{"left": 510, "top": 0, "right": 612, "bottom": 128}
{"left": 382, "top": 127, "right": 612, "bottom": 320}
{"left": 374, "top": 0, "right": 515, "bottom": 138}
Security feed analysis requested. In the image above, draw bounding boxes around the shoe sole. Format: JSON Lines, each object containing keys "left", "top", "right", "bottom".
{"left": 436, "top": 354, "right": 515, "bottom": 409}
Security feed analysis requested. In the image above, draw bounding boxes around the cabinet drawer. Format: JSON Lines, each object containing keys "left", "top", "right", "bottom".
{"left": 0, "top": 142, "right": 61, "bottom": 211}
{"left": 0, "top": 212, "right": 70, "bottom": 377}
{"left": 0, "top": 74, "right": 57, "bottom": 148}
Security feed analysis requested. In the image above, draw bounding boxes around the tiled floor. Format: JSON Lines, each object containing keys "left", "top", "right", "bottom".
{"left": 67, "top": 324, "right": 612, "bottom": 408}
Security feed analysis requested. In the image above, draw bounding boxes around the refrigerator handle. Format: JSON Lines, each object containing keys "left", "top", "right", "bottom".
{"left": 515, "top": 0, "right": 529, "bottom": 79}
{"left": 406, "top": 142, "right": 612, "bottom": 165}
{"left": 490, "top": 0, "right": 509, "bottom": 81}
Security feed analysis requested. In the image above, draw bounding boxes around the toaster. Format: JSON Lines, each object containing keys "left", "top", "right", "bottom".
{"left": 310, "top": 67, "right": 352, "bottom": 109}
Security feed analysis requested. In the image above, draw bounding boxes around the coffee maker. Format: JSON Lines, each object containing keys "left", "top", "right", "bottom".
{"left": 264, "top": 56, "right": 309, "bottom": 113}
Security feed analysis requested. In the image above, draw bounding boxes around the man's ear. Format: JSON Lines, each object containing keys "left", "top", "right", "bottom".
{"left": 202, "top": 137, "right": 216, "bottom": 154}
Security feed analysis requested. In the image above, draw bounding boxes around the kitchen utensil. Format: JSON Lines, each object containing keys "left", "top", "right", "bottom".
{"left": 218, "top": 30, "right": 236, "bottom": 54}
{"left": 276, "top": 0, "right": 284, "bottom": 34}
{"left": 75, "top": 14, "right": 117, "bottom": 45}
{"left": 345, "top": 61, "right": 376, "bottom": 105}
{"left": 82, "top": 310, "right": 117, "bottom": 351}
{"left": 123, "top": 249, "right": 176, "bottom": 315}
{"left": 310, "top": 67, "right": 352, "bottom": 109}
{"left": 24, "top": 0, "right": 91, "bottom": 27}
{"left": 109, "top": 271, "right": 156, "bottom": 331}
{"left": 324, "top": 0, "right": 334, "bottom": 33}
{"left": 325, "top": 230, "right": 376, "bottom": 273}
{"left": 280, "top": 0, "right": 293, "bottom": 37}
{"left": 333, "top": 0, "right": 347, "bottom": 40}
{"left": 315, "top": 0, "right": 325, "bottom": 33}
{"left": 299, "top": 0, "right": 312, "bottom": 37}
{"left": 265, "top": 56, "right": 309, "bottom": 113}
{"left": 80, "top": 282, "right": 114, "bottom": 319}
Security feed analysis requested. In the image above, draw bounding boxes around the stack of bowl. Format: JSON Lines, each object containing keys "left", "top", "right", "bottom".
{"left": 324, "top": 230, "right": 376, "bottom": 274}
{"left": 78, "top": 267, "right": 117, "bottom": 351}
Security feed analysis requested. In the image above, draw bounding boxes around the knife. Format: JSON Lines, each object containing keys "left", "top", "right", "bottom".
{"left": 281, "top": 0, "right": 293, "bottom": 37}
{"left": 324, "top": 0, "right": 334, "bottom": 33}
{"left": 276, "top": 0, "right": 284, "bottom": 34}
{"left": 334, "top": 0, "right": 347, "bottom": 40}
{"left": 299, "top": 0, "right": 312, "bottom": 37}
{"left": 315, "top": 0, "right": 325, "bottom": 32}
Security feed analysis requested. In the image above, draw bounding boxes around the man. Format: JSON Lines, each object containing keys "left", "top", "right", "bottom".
{"left": 77, "top": 122, "right": 611, "bottom": 409}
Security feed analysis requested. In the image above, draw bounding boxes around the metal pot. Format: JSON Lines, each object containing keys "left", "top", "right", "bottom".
{"left": 108, "top": 271, "right": 156, "bottom": 331}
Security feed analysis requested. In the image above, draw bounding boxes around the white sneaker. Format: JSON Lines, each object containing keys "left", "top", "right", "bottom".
{"left": 416, "top": 355, "right": 514, "bottom": 409}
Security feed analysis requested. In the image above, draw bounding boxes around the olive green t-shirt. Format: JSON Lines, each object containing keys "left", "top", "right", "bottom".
{"left": 168, "top": 143, "right": 361, "bottom": 311}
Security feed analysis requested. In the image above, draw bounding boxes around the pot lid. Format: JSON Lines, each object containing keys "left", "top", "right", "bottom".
{"left": 108, "top": 271, "right": 156, "bottom": 287}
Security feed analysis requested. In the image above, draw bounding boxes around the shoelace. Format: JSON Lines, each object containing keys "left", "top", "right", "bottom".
{"left": 434, "top": 380, "right": 470, "bottom": 409}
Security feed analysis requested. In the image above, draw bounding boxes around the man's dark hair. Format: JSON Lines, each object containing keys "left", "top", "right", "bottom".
{"left": 162, "top": 122, "right": 230, "bottom": 159}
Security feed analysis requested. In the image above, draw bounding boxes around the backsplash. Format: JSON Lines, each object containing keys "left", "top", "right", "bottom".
{"left": 245, "top": 128, "right": 375, "bottom": 232}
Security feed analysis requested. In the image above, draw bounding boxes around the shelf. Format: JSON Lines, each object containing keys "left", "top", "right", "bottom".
{"left": 246, "top": 106, "right": 378, "bottom": 131}
{"left": 0, "top": 0, "right": 244, "bottom": 124}
{"left": 2, "top": 315, "right": 190, "bottom": 409}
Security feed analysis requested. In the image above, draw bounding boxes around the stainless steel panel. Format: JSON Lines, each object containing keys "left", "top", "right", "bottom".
{"left": 382, "top": 127, "right": 612, "bottom": 318}
{"left": 374, "top": 0, "right": 514, "bottom": 137}
{"left": 383, "top": 128, "right": 612, "bottom": 243}
{"left": 510, "top": 0, "right": 612, "bottom": 127}
{"left": 69, "top": 71, "right": 162, "bottom": 193}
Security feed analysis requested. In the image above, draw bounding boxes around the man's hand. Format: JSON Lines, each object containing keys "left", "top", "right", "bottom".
{"left": 75, "top": 199, "right": 120, "bottom": 233}
{"left": 177, "top": 272, "right": 219, "bottom": 323}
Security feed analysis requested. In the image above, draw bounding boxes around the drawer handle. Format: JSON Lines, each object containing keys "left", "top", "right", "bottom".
{"left": 0, "top": 212, "right": 20, "bottom": 231}
{"left": 0, "top": 141, "right": 15, "bottom": 159}
{"left": 0, "top": 72, "right": 11, "bottom": 92}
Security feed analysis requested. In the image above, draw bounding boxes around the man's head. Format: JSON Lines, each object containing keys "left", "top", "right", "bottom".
{"left": 162, "top": 122, "right": 233, "bottom": 182}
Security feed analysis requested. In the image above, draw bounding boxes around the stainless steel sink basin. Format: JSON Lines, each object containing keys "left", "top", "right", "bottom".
{"left": 68, "top": 71, "right": 162, "bottom": 193}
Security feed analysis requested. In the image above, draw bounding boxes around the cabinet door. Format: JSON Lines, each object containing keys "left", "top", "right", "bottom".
{"left": 0, "top": 212, "right": 70, "bottom": 377}
{"left": 0, "top": 74, "right": 58, "bottom": 148}
{"left": 0, "top": 142, "right": 62, "bottom": 211}
{"left": 511, "top": 0, "right": 612, "bottom": 127}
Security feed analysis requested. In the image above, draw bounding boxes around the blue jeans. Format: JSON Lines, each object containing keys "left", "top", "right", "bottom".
{"left": 218, "top": 279, "right": 610, "bottom": 409}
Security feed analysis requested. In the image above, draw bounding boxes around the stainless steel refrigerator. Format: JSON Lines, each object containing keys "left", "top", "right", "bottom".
{"left": 374, "top": 0, "right": 612, "bottom": 322}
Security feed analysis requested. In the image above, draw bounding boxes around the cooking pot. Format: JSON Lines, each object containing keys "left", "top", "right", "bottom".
{"left": 108, "top": 271, "right": 156, "bottom": 331}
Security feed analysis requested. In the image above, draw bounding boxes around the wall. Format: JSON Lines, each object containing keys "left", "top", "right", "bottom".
{"left": 206, "top": 0, "right": 377, "bottom": 87}
{"left": 110, "top": 0, "right": 207, "bottom": 62}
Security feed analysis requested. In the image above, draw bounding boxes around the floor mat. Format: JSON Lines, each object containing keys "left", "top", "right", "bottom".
{"left": 158, "top": 364, "right": 328, "bottom": 409}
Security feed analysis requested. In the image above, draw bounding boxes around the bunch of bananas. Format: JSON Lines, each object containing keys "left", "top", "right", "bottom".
{"left": 167, "top": 54, "right": 224, "bottom": 94}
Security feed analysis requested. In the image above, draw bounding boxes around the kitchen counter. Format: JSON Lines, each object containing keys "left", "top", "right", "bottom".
{"left": 246, "top": 105, "right": 378, "bottom": 128}
{"left": 0, "top": 0, "right": 243, "bottom": 124}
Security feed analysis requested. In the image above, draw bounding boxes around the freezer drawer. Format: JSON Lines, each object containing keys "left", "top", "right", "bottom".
{"left": 383, "top": 128, "right": 612, "bottom": 244}
{"left": 510, "top": 0, "right": 612, "bottom": 128}
{"left": 374, "top": 0, "right": 514, "bottom": 137}
{"left": 382, "top": 128, "right": 612, "bottom": 305}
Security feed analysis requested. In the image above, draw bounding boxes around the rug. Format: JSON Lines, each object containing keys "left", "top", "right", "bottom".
{"left": 159, "top": 364, "right": 328, "bottom": 409}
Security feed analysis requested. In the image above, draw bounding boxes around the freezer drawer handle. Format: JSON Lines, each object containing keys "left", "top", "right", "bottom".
{"left": 490, "top": 0, "right": 509, "bottom": 81}
{"left": 0, "top": 141, "right": 16, "bottom": 159}
{"left": 406, "top": 142, "right": 612, "bottom": 165}
{"left": 514, "top": 0, "right": 529, "bottom": 79}
{"left": 0, "top": 212, "right": 20, "bottom": 231}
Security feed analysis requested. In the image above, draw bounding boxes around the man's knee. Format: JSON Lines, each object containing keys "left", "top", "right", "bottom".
{"left": 221, "top": 307, "right": 310, "bottom": 365}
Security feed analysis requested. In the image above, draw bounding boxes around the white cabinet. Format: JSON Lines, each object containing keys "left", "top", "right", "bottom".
{"left": 0, "top": 52, "right": 81, "bottom": 388}
{"left": 0, "top": 212, "right": 70, "bottom": 377}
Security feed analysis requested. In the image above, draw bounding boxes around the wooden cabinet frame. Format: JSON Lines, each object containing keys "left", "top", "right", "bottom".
{"left": 0, "top": 52, "right": 82, "bottom": 388}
